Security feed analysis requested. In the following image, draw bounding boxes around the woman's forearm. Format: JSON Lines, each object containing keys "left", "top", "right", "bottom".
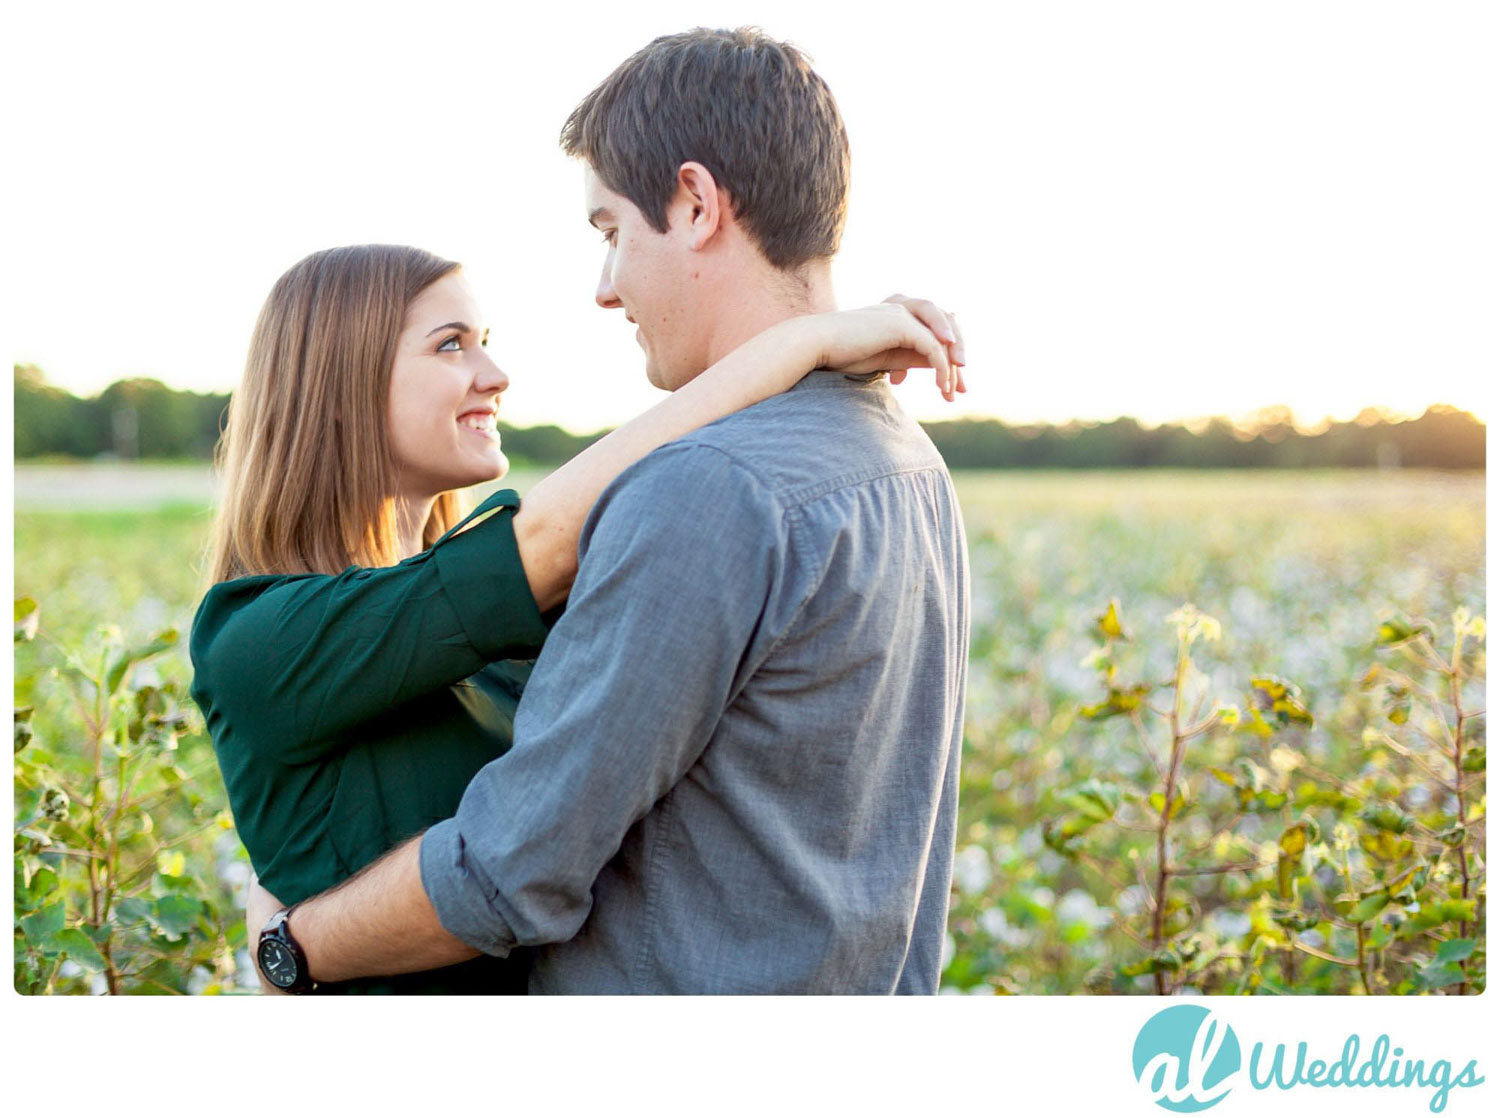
{"left": 513, "top": 319, "right": 821, "bottom": 611}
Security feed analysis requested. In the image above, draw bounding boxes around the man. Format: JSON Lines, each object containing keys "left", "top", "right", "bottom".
{"left": 255, "top": 26, "right": 970, "bottom": 994}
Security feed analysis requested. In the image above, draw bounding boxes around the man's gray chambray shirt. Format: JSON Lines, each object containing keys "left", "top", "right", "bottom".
{"left": 420, "top": 370, "right": 970, "bottom": 993}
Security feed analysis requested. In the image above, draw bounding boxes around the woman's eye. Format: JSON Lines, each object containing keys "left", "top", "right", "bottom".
{"left": 437, "top": 335, "right": 462, "bottom": 352}
{"left": 600, "top": 230, "right": 616, "bottom": 246}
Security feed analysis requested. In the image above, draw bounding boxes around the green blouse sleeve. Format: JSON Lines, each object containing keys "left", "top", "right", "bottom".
{"left": 190, "top": 490, "right": 548, "bottom": 767}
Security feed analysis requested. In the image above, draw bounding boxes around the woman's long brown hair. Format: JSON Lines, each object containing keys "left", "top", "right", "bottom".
{"left": 208, "top": 245, "right": 463, "bottom": 582}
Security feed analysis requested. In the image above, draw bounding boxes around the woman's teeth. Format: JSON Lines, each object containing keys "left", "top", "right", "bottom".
{"left": 462, "top": 413, "right": 496, "bottom": 434}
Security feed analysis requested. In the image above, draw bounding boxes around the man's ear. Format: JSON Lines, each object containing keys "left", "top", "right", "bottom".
{"left": 672, "top": 161, "right": 727, "bottom": 251}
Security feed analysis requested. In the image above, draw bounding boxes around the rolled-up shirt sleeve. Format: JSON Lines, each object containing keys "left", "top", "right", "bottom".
{"left": 419, "top": 443, "right": 785, "bottom": 955}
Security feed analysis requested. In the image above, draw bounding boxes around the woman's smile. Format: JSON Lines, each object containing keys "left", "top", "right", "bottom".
{"left": 459, "top": 409, "right": 499, "bottom": 440}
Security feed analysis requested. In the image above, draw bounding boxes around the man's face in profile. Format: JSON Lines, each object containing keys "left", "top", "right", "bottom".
{"left": 584, "top": 166, "right": 705, "bottom": 391}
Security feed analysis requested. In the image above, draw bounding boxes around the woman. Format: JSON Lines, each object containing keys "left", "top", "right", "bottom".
{"left": 190, "top": 244, "right": 962, "bottom": 993}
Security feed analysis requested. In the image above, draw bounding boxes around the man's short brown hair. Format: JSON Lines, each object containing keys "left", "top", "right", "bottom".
{"left": 560, "top": 26, "right": 850, "bottom": 271}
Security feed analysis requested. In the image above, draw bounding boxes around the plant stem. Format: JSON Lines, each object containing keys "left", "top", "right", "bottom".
{"left": 1150, "top": 638, "right": 1190, "bottom": 995}
{"left": 1448, "top": 627, "right": 1472, "bottom": 995}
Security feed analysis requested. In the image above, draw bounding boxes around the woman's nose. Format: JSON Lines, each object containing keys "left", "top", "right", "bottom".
{"left": 475, "top": 350, "right": 509, "bottom": 393}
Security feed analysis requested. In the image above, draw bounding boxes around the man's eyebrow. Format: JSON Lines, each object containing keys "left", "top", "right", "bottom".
{"left": 587, "top": 206, "right": 613, "bottom": 228}
{"left": 424, "top": 321, "right": 471, "bottom": 337}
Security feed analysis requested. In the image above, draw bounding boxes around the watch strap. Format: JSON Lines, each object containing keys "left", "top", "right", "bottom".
{"left": 258, "top": 905, "right": 317, "bottom": 994}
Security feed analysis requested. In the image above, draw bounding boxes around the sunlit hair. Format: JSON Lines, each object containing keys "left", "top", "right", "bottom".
{"left": 208, "top": 244, "right": 463, "bottom": 583}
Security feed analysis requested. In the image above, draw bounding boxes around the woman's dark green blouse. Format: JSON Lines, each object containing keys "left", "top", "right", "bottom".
{"left": 189, "top": 491, "right": 549, "bottom": 995}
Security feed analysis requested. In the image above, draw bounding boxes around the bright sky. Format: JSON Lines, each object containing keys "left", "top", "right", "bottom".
{"left": 7, "top": 1, "right": 1495, "bottom": 434}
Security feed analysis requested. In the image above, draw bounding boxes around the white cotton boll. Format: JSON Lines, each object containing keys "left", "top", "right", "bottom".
{"left": 979, "top": 907, "right": 1029, "bottom": 948}
{"left": 1208, "top": 908, "right": 1252, "bottom": 937}
{"left": 1056, "top": 888, "right": 1112, "bottom": 930}
{"left": 1118, "top": 885, "right": 1147, "bottom": 917}
{"left": 953, "top": 845, "right": 993, "bottom": 895}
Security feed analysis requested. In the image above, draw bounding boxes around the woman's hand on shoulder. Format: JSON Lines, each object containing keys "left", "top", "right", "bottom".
{"left": 800, "top": 295, "right": 967, "bottom": 401}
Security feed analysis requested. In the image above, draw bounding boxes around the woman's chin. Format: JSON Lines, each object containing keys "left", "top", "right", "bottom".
{"left": 465, "top": 448, "right": 509, "bottom": 485}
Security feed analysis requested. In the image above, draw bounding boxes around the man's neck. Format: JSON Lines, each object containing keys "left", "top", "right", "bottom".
{"left": 700, "top": 261, "right": 837, "bottom": 370}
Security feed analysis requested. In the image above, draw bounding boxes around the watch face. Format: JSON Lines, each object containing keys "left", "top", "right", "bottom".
{"left": 258, "top": 938, "right": 299, "bottom": 988}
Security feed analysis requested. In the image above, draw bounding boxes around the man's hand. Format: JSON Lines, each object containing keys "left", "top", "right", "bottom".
{"left": 246, "top": 874, "right": 289, "bottom": 995}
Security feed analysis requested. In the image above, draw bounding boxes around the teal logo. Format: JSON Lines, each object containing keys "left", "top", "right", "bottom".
{"left": 1130, "top": 1007, "right": 1485, "bottom": 1113}
{"left": 1132, "top": 1005, "right": 1241, "bottom": 1111}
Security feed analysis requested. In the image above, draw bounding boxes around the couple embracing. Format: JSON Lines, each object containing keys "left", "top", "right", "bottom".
{"left": 191, "top": 26, "right": 971, "bottom": 995}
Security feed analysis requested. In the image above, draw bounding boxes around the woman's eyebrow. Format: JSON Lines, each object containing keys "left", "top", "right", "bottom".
{"left": 425, "top": 321, "right": 471, "bottom": 337}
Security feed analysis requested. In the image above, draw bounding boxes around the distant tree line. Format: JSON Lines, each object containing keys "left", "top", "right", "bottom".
{"left": 11, "top": 366, "right": 609, "bottom": 467}
{"left": 922, "top": 406, "right": 1484, "bottom": 470}
{"left": 12, "top": 365, "right": 1485, "bottom": 469}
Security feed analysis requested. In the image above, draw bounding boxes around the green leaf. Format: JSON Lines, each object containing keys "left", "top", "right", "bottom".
{"left": 152, "top": 894, "right": 204, "bottom": 939}
{"left": 1059, "top": 779, "right": 1123, "bottom": 822}
{"left": 1435, "top": 823, "right": 1467, "bottom": 847}
{"left": 1359, "top": 803, "right": 1414, "bottom": 834}
{"left": 1377, "top": 617, "right": 1433, "bottom": 646}
{"left": 116, "top": 894, "right": 154, "bottom": 918}
{"left": 1401, "top": 898, "right": 1478, "bottom": 935}
{"left": 1360, "top": 830, "right": 1414, "bottom": 862}
{"left": 1417, "top": 961, "right": 1467, "bottom": 989}
{"left": 14, "top": 705, "right": 35, "bottom": 753}
{"left": 1461, "top": 745, "right": 1485, "bottom": 773}
{"left": 1096, "top": 599, "right": 1127, "bottom": 640}
{"left": 48, "top": 928, "right": 107, "bottom": 971}
{"left": 1248, "top": 675, "right": 1314, "bottom": 728}
{"left": 1271, "top": 905, "right": 1318, "bottom": 932}
{"left": 1041, "top": 816, "right": 1100, "bottom": 856}
{"left": 14, "top": 596, "right": 40, "bottom": 642}
{"left": 1121, "top": 946, "right": 1183, "bottom": 977}
{"left": 1234, "top": 758, "right": 1265, "bottom": 793}
{"left": 1434, "top": 938, "right": 1476, "bottom": 965}
{"left": 1387, "top": 864, "right": 1429, "bottom": 905}
{"left": 20, "top": 900, "right": 67, "bottom": 941}
{"left": 1245, "top": 789, "right": 1289, "bottom": 813}
{"left": 1080, "top": 683, "right": 1153, "bottom": 721}
{"left": 1148, "top": 789, "right": 1188, "bottom": 820}
{"left": 1346, "top": 891, "right": 1391, "bottom": 924}
{"left": 17, "top": 866, "right": 60, "bottom": 908}
{"left": 104, "top": 628, "right": 180, "bottom": 695}
{"left": 1279, "top": 821, "right": 1314, "bottom": 858}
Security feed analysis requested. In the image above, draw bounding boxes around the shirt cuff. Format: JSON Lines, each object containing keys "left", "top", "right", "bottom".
{"left": 430, "top": 492, "right": 550, "bottom": 661}
{"left": 419, "top": 817, "right": 517, "bottom": 958}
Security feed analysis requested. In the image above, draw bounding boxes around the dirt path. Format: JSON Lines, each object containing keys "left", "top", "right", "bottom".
{"left": 14, "top": 463, "right": 219, "bottom": 510}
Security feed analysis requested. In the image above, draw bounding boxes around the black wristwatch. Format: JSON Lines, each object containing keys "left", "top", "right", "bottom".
{"left": 257, "top": 906, "right": 317, "bottom": 994}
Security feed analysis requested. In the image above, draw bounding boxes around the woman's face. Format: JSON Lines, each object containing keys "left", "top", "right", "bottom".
{"left": 387, "top": 272, "right": 509, "bottom": 501}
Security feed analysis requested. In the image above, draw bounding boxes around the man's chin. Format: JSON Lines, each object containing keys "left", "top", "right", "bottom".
{"left": 645, "top": 361, "right": 702, "bottom": 393}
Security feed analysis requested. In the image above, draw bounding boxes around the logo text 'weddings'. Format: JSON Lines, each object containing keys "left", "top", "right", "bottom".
{"left": 1131, "top": 1005, "right": 1484, "bottom": 1113}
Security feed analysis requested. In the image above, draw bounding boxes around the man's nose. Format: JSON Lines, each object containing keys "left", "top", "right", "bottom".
{"left": 596, "top": 262, "right": 621, "bottom": 309}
